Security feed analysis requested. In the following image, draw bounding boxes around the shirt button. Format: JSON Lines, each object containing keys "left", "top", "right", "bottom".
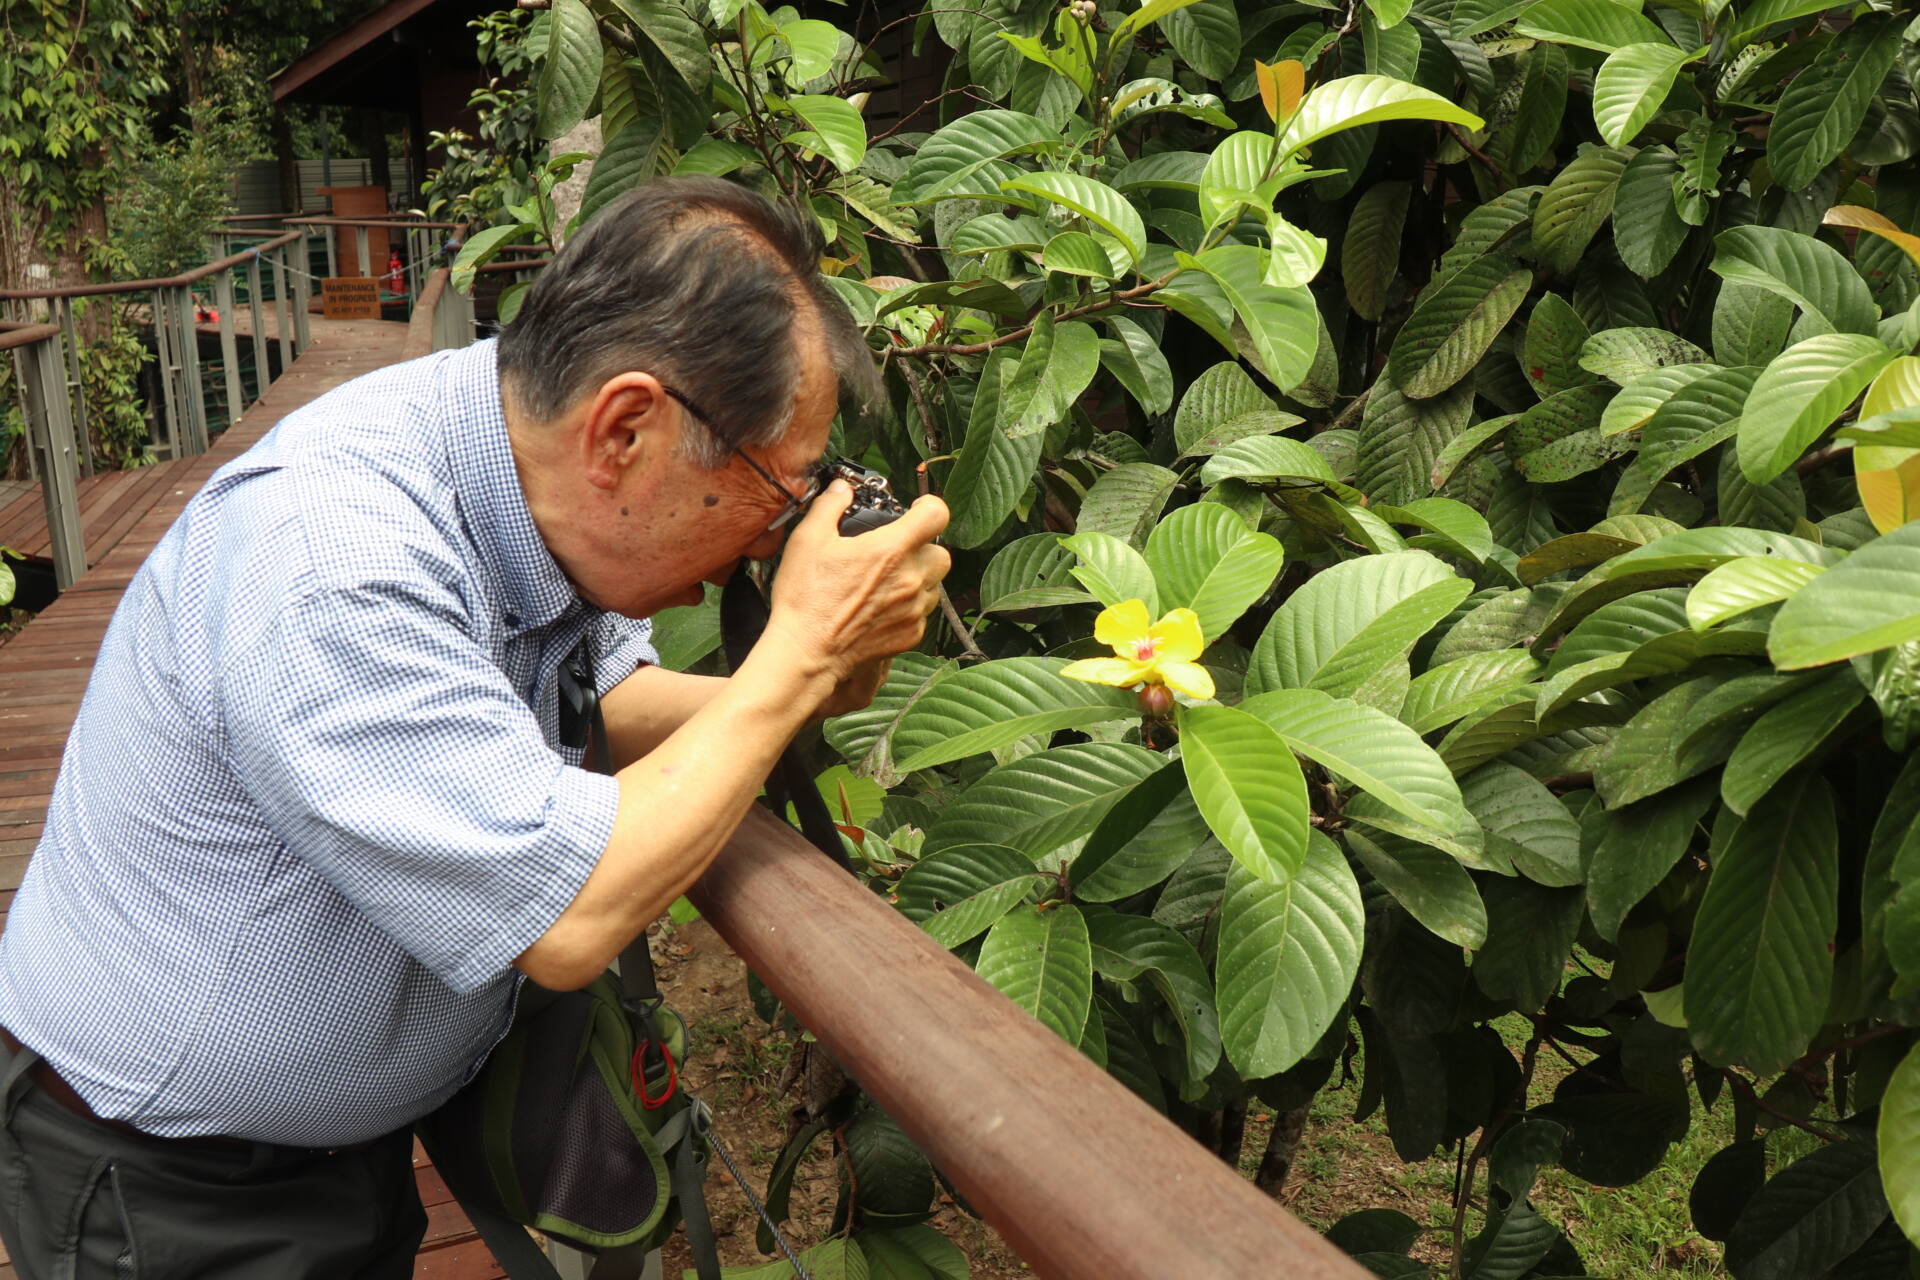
{"left": 503, "top": 611, "right": 520, "bottom": 628}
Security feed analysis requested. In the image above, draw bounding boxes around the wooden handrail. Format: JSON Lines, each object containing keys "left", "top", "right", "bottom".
{"left": 286, "top": 215, "right": 462, "bottom": 231}
{"left": 0, "top": 322, "right": 61, "bottom": 351}
{"left": 402, "top": 269, "right": 449, "bottom": 360}
{"left": 688, "top": 809, "right": 1371, "bottom": 1280}
{"left": 0, "top": 231, "right": 305, "bottom": 301}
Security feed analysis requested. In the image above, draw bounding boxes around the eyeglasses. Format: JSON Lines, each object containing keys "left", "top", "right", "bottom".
{"left": 660, "top": 384, "right": 826, "bottom": 530}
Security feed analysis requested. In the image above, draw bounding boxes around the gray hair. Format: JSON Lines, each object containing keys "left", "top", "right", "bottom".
{"left": 496, "top": 176, "right": 880, "bottom": 467}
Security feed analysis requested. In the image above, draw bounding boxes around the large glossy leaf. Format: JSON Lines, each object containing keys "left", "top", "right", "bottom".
{"left": 1387, "top": 254, "right": 1534, "bottom": 399}
{"left": 1059, "top": 530, "right": 1159, "bottom": 613}
{"left": 1724, "top": 0, "right": 1849, "bottom": 43}
{"left": 1586, "top": 778, "right": 1716, "bottom": 940}
{"left": 1881, "top": 1043, "right": 1920, "bottom": 1248}
{"left": 1242, "top": 688, "right": 1474, "bottom": 840}
{"left": 1198, "top": 129, "right": 1280, "bottom": 225}
{"left": 925, "top": 742, "right": 1162, "bottom": 858}
{"left": 892, "top": 658, "right": 1139, "bottom": 772}
{"left": 1580, "top": 328, "right": 1709, "bottom": 382}
{"left": 785, "top": 94, "right": 867, "bottom": 172}
{"left": 1250, "top": 551, "right": 1468, "bottom": 697}
{"left": 1100, "top": 316, "right": 1175, "bottom": 417}
{"left": 976, "top": 903, "right": 1094, "bottom": 1043}
{"left": 1536, "top": 625, "right": 1768, "bottom": 718}
{"left": 1767, "top": 17, "right": 1902, "bottom": 191}
{"left": 1355, "top": 379, "right": 1476, "bottom": 504}
{"left": 1143, "top": 502, "right": 1284, "bottom": 641}
{"left": 1685, "top": 775, "right": 1837, "bottom": 1075}
{"left": 895, "top": 109, "right": 1063, "bottom": 203}
{"left": 1611, "top": 365, "right": 1762, "bottom": 513}
{"left": 1076, "top": 463, "right": 1181, "bottom": 548}
{"left": 1737, "top": 334, "right": 1896, "bottom": 483}
{"left": 1719, "top": 672, "right": 1864, "bottom": 816}
{"left": 1686, "top": 556, "right": 1825, "bottom": 630}
{"left": 1173, "top": 361, "right": 1276, "bottom": 455}
{"left": 1279, "top": 75, "right": 1483, "bottom": 153}
{"left": 1071, "top": 767, "right": 1210, "bottom": 902}
{"left": 1514, "top": 0, "right": 1668, "bottom": 52}
{"left": 1216, "top": 832, "right": 1364, "bottom": 1077}
{"left": 1600, "top": 363, "right": 1725, "bottom": 436}
{"left": 1711, "top": 225, "right": 1880, "bottom": 337}
{"left": 537, "top": 0, "right": 601, "bottom": 139}
{"left": 1198, "top": 436, "right": 1336, "bottom": 487}
{"left": 824, "top": 653, "right": 959, "bottom": 786}
{"left": 1463, "top": 763, "right": 1583, "bottom": 886}
{"left": 1771, "top": 519, "right": 1920, "bottom": 668}
{"left": 1084, "top": 911, "right": 1221, "bottom": 1084}
{"left": 1192, "top": 246, "right": 1319, "bottom": 389}
{"left": 1613, "top": 144, "right": 1692, "bottom": 277}
{"left": 1593, "top": 43, "right": 1702, "bottom": 146}
{"left": 1725, "top": 1139, "right": 1890, "bottom": 1280}
{"left": 892, "top": 844, "right": 1051, "bottom": 948}
{"left": 1533, "top": 145, "right": 1633, "bottom": 273}
{"left": 979, "top": 534, "right": 1093, "bottom": 614}
{"left": 577, "top": 120, "right": 665, "bottom": 228}
{"left": 1345, "top": 181, "right": 1413, "bottom": 321}
{"left": 1179, "top": 703, "right": 1311, "bottom": 884}
{"left": 1345, "top": 829, "right": 1487, "bottom": 949}
{"left": 940, "top": 353, "right": 1029, "bottom": 549}
{"left": 1402, "top": 652, "right": 1543, "bottom": 734}
{"left": 1000, "top": 172, "right": 1146, "bottom": 266}
{"left": 1523, "top": 292, "right": 1596, "bottom": 396}
{"left": 1163, "top": 0, "right": 1240, "bottom": 79}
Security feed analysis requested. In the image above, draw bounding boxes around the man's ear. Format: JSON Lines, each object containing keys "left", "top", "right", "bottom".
{"left": 581, "top": 372, "right": 679, "bottom": 491}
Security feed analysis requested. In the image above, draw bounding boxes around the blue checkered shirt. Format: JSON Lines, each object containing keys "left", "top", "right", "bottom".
{"left": 0, "top": 338, "right": 657, "bottom": 1147}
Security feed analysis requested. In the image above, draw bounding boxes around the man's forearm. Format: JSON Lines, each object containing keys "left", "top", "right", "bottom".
{"left": 514, "top": 643, "right": 832, "bottom": 989}
{"left": 599, "top": 665, "right": 729, "bottom": 766}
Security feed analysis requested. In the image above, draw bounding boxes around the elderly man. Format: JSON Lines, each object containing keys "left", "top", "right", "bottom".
{"left": 0, "top": 177, "right": 949, "bottom": 1277}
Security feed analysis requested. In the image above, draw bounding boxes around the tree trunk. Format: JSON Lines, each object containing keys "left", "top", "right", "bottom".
{"left": 273, "top": 107, "right": 300, "bottom": 213}
{"left": 1254, "top": 1102, "right": 1311, "bottom": 1196}
{"left": 360, "top": 110, "right": 390, "bottom": 194}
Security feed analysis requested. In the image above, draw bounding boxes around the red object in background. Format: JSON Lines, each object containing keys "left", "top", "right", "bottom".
{"left": 384, "top": 249, "right": 405, "bottom": 294}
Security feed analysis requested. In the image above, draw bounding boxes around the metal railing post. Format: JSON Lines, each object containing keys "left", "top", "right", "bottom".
{"left": 353, "top": 226, "right": 370, "bottom": 278}
{"left": 214, "top": 270, "right": 243, "bottom": 432}
{"left": 152, "top": 287, "right": 181, "bottom": 462}
{"left": 271, "top": 248, "right": 294, "bottom": 370}
{"left": 20, "top": 333, "right": 87, "bottom": 589}
{"left": 177, "top": 286, "right": 209, "bottom": 456}
{"left": 57, "top": 297, "right": 92, "bottom": 477}
{"left": 291, "top": 230, "right": 312, "bottom": 351}
{"left": 324, "top": 225, "right": 338, "bottom": 279}
{"left": 246, "top": 252, "right": 269, "bottom": 397}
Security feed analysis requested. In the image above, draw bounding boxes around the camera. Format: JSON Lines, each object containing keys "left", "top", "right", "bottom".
{"left": 827, "top": 459, "right": 906, "bottom": 536}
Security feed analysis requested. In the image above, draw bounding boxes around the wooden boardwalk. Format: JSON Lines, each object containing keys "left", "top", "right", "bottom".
{"left": 0, "top": 319, "right": 508, "bottom": 1280}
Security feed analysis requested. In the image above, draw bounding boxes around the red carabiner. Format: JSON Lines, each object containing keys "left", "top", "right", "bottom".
{"left": 631, "top": 1038, "right": 678, "bottom": 1110}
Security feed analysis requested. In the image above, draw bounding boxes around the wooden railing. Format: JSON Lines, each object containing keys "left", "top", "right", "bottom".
{"left": 0, "top": 323, "right": 85, "bottom": 589}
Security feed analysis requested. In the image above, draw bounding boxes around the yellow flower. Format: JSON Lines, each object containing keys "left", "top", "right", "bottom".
{"left": 1059, "top": 600, "right": 1216, "bottom": 700}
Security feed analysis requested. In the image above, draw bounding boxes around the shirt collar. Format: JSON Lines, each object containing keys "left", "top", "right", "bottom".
{"left": 441, "top": 338, "right": 583, "bottom": 637}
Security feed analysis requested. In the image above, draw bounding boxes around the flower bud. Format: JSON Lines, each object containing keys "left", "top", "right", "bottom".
{"left": 1137, "top": 683, "right": 1174, "bottom": 718}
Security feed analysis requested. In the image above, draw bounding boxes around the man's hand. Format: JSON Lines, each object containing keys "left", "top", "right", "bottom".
{"left": 762, "top": 480, "right": 949, "bottom": 711}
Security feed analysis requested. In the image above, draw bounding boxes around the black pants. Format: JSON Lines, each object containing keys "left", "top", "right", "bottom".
{"left": 0, "top": 1042, "right": 426, "bottom": 1280}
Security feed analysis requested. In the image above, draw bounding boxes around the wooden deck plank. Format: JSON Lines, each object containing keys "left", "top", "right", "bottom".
{"left": 0, "top": 319, "right": 510, "bottom": 1280}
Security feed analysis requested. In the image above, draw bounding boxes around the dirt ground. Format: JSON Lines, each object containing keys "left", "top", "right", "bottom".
{"left": 648, "top": 917, "right": 1030, "bottom": 1279}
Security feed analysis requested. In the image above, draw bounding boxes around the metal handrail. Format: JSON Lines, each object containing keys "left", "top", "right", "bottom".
{"left": 0, "top": 322, "right": 85, "bottom": 588}
{"left": 0, "top": 230, "right": 304, "bottom": 301}
{"left": 690, "top": 809, "right": 1371, "bottom": 1280}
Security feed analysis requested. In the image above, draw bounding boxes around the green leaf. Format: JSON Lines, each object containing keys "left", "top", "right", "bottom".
{"left": 893, "top": 844, "right": 1050, "bottom": 948}
{"left": 1724, "top": 0, "right": 1848, "bottom": 43}
{"left": 1462, "top": 1202, "right": 1559, "bottom": 1280}
{"left": 1463, "top": 763, "right": 1584, "bottom": 886}
{"left": 1712, "top": 225, "right": 1880, "bottom": 337}
{"left": 1533, "top": 145, "right": 1633, "bottom": 273}
{"left": 980, "top": 534, "right": 1092, "bottom": 614}
{"left": 1586, "top": 779, "right": 1716, "bottom": 940}
{"left": 1346, "top": 828, "right": 1488, "bottom": 949}
{"left": 1084, "top": 911, "right": 1221, "bottom": 1084}
{"left": 1881, "top": 1043, "right": 1920, "bottom": 1249}
{"left": 1173, "top": 361, "right": 1274, "bottom": 455}
{"left": 1242, "top": 688, "right": 1474, "bottom": 842}
{"left": 577, "top": 119, "right": 664, "bottom": 228}
{"left": 1387, "top": 254, "right": 1534, "bottom": 399}
{"left": 1613, "top": 145, "right": 1692, "bottom": 278}
{"left": 1000, "top": 172, "right": 1147, "bottom": 266}
{"left": 1192, "top": 246, "right": 1320, "bottom": 388}
{"left": 940, "top": 354, "right": 1030, "bottom": 549}
{"left": 1719, "top": 672, "right": 1864, "bottom": 816}
{"left": 1280, "top": 75, "right": 1484, "bottom": 153}
{"left": 1725, "top": 1139, "right": 1890, "bottom": 1280}
{"left": 1060, "top": 530, "right": 1159, "bottom": 613}
{"left": 1593, "top": 43, "right": 1703, "bottom": 146}
{"left": 896, "top": 110, "right": 1062, "bottom": 204}
{"left": 1686, "top": 556, "right": 1825, "bottom": 630}
{"left": 1580, "top": 327, "right": 1710, "bottom": 382}
{"left": 1112, "top": 150, "right": 1209, "bottom": 194}
{"left": 1345, "top": 181, "right": 1413, "bottom": 321}
{"left": 926, "top": 742, "right": 1162, "bottom": 859}
{"left": 1198, "top": 129, "right": 1280, "bottom": 225}
{"left": 1144, "top": 502, "right": 1285, "bottom": 641}
{"left": 860, "top": 1227, "right": 968, "bottom": 1280}
{"left": 696, "top": 1236, "right": 864, "bottom": 1280}
{"left": 1771, "top": 520, "right": 1920, "bottom": 668}
{"left": 1076, "top": 463, "right": 1181, "bottom": 548}
{"left": 449, "top": 222, "right": 532, "bottom": 293}
{"left": 1112, "top": 0, "right": 1205, "bottom": 44}
{"left": 615, "top": 0, "right": 710, "bottom": 91}
{"left": 1100, "top": 317, "right": 1176, "bottom": 417}
{"left": 1071, "top": 764, "right": 1209, "bottom": 901}
{"left": 1179, "top": 702, "right": 1311, "bottom": 884}
{"left": 1685, "top": 775, "right": 1838, "bottom": 1075}
{"left": 1599, "top": 363, "right": 1725, "bottom": 436}
{"left": 1611, "top": 365, "right": 1763, "bottom": 514}
{"left": 1356, "top": 379, "right": 1477, "bottom": 504}
{"left": 785, "top": 94, "right": 867, "bottom": 171}
{"left": 1714, "top": 281, "right": 1796, "bottom": 368}
{"left": 1403, "top": 652, "right": 1543, "bottom": 734}
{"left": 976, "top": 903, "right": 1094, "bottom": 1043}
{"left": 1376, "top": 497, "right": 1495, "bottom": 564}
{"left": 1767, "top": 18, "right": 1903, "bottom": 191}
{"left": 1737, "top": 334, "right": 1896, "bottom": 483}
{"left": 1041, "top": 231, "right": 1116, "bottom": 279}
{"left": 824, "top": 653, "right": 958, "bottom": 786}
{"left": 537, "top": 0, "right": 601, "bottom": 139}
{"left": 892, "top": 658, "right": 1139, "bottom": 772}
{"left": 1513, "top": 0, "right": 1669, "bottom": 52}
{"left": 1216, "top": 832, "right": 1364, "bottom": 1077}
{"left": 1198, "top": 436, "right": 1336, "bottom": 487}
{"left": 1594, "top": 673, "right": 1746, "bottom": 808}
{"left": 1250, "top": 551, "right": 1470, "bottom": 698}
{"left": 1163, "top": 0, "right": 1241, "bottom": 79}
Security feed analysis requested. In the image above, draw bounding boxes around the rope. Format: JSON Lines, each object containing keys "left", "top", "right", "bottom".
{"left": 703, "top": 1113, "right": 815, "bottom": 1280}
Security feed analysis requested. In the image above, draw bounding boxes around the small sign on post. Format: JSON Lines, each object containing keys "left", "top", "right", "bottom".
{"left": 321, "top": 276, "right": 381, "bottom": 320}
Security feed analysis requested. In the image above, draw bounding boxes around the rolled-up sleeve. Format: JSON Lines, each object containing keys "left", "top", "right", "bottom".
{"left": 219, "top": 580, "right": 615, "bottom": 994}
{"left": 593, "top": 613, "right": 659, "bottom": 689}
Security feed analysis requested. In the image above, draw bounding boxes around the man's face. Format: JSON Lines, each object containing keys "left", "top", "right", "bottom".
{"left": 576, "top": 334, "right": 838, "bottom": 619}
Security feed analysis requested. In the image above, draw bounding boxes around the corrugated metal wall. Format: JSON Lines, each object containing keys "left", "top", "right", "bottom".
{"left": 230, "top": 159, "right": 420, "bottom": 216}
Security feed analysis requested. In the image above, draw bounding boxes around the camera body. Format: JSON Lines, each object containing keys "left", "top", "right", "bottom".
{"left": 829, "top": 459, "right": 906, "bottom": 536}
